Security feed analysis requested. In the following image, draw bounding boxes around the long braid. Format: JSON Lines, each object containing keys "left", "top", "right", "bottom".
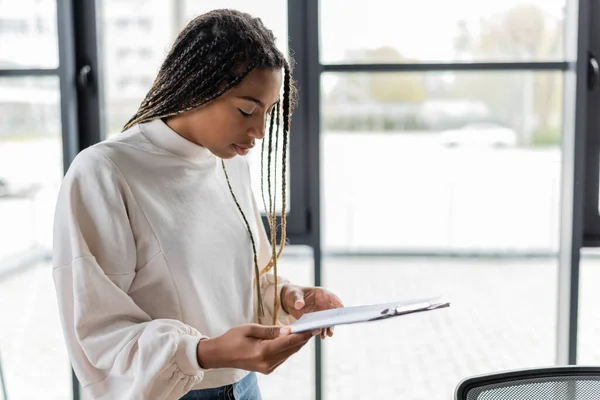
{"left": 121, "top": 9, "right": 296, "bottom": 325}
{"left": 273, "top": 102, "right": 281, "bottom": 215}
{"left": 261, "top": 63, "right": 292, "bottom": 274}
{"left": 280, "top": 63, "right": 291, "bottom": 258}
{"left": 270, "top": 102, "right": 281, "bottom": 323}
{"left": 260, "top": 130, "right": 267, "bottom": 214}
{"left": 265, "top": 94, "right": 278, "bottom": 324}
{"left": 259, "top": 63, "right": 292, "bottom": 323}
{"left": 262, "top": 102, "right": 276, "bottom": 214}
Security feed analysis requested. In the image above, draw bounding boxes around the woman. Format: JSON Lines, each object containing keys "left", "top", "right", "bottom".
{"left": 53, "top": 9, "right": 343, "bottom": 400}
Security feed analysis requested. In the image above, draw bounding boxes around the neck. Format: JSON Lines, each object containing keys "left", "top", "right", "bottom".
{"left": 165, "top": 116, "right": 206, "bottom": 148}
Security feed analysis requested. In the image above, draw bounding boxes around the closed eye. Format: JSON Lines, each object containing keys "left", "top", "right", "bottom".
{"left": 239, "top": 109, "right": 252, "bottom": 118}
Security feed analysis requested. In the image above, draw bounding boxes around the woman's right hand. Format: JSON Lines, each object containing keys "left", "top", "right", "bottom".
{"left": 196, "top": 324, "right": 319, "bottom": 374}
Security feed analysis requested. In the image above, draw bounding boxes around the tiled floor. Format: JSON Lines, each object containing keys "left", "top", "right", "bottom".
{"left": 3, "top": 255, "right": 598, "bottom": 400}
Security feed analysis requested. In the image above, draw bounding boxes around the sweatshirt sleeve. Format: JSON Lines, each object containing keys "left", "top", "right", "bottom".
{"left": 52, "top": 149, "right": 207, "bottom": 400}
{"left": 250, "top": 192, "right": 296, "bottom": 327}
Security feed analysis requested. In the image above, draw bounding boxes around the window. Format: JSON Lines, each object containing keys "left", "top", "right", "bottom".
{"left": 320, "top": 0, "right": 567, "bottom": 64}
{"left": 321, "top": 71, "right": 563, "bottom": 398}
{"left": 317, "top": 0, "right": 574, "bottom": 397}
{"left": 0, "top": 1, "right": 58, "bottom": 68}
{"left": 0, "top": 76, "right": 70, "bottom": 399}
{"left": 321, "top": 71, "right": 563, "bottom": 252}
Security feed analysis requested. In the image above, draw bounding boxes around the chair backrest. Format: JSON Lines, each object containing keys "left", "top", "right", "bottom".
{"left": 455, "top": 366, "right": 600, "bottom": 400}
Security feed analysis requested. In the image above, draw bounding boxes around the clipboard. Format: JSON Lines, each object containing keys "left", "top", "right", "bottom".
{"left": 290, "top": 296, "right": 450, "bottom": 333}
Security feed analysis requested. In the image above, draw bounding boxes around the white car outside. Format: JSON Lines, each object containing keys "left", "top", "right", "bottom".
{"left": 440, "top": 123, "right": 518, "bottom": 148}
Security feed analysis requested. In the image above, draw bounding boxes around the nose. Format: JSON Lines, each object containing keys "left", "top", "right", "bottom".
{"left": 248, "top": 123, "right": 266, "bottom": 140}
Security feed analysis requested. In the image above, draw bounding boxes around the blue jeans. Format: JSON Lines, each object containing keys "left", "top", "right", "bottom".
{"left": 180, "top": 372, "right": 262, "bottom": 400}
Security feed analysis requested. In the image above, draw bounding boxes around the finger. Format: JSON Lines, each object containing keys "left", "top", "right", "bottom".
{"left": 330, "top": 294, "right": 344, "bottom": 308}
{"left": 320, "top": 329, "right": 326, "bottom": 340}
{"left": 267, "top": 329, "right": 319, "bottom": 353}
{"left": 327, "top": 327, "right": 334, "bottom": 337}
{"left": 246, "top": 324, "right": 288, "bottom": 340}
{"left": 289, "top": 287, "right": 305, "bottom": 310}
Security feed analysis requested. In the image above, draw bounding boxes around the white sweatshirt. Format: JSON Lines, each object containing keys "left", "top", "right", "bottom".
{"left": 52, "top": 119, "right": 293, "bottom": 400}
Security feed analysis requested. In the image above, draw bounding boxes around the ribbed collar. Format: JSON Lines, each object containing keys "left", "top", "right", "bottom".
{"left": 139, "top": 119, "right": 215, "bottom": 164}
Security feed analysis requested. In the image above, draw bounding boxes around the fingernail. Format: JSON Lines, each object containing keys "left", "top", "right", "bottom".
{"left": 295, "top": 301, "right": 305, "bottom": 310}
{"left": 280, "top": 327, "right": 291, "bottom": 335}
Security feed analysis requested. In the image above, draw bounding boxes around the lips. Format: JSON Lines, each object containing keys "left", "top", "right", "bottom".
{"left": 233, "top": 144, "right": 251, "bottom": 156}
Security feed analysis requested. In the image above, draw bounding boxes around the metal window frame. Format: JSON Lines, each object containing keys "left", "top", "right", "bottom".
{"left": 288, "top": 2, "right": 323, "bottom": 399}
{"left": 322, "top": 61, "right": 571, "bottom": 73}
{"left": 0, "top": 69, "right": 59, "bottom": 77}
{"left": 555, "top": 0, "right": 590, "bottom": 366}
{"left": 56, "top": 0, "right": 102, "bottom": 398}
{"left": 582, "top": 0, "right": 600, "bottom": 246}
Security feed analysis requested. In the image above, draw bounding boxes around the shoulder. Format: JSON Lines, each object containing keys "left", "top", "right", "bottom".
{"left": 65, "top": 125, "right": 150, "bottom": 182}
{"left": 62, "top": 141, "right": 134, "bottom": 198}
{"left": 66, "top": 145, "right": 117, "bottom": 179}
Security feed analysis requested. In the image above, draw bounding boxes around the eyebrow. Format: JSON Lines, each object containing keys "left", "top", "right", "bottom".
{"left": 237, "top": 96, "right": 279, "bottom": 109}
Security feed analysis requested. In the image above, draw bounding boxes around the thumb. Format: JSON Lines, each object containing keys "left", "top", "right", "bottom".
{"left": 289, "top": 287, "right": 305, "bottom": 310}
{"left": 247, "top": 324, "right": 291, "bottom": 340}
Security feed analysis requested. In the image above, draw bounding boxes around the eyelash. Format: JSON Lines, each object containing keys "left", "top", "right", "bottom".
{"left": 239, "top": 107, "right": 275, "bottom": 118}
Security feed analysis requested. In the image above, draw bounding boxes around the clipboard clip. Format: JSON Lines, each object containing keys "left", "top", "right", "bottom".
{"left": 374, "top": 300, "right": 450, "bottom": 321}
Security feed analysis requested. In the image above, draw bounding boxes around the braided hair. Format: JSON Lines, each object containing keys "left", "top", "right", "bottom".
{"left": 123, "top": 9, "right": 295, "bottom": 325}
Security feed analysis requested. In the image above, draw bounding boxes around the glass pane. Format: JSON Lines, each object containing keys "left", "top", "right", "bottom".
{"left": 323, "top": 258, "right": 557, "bottom": 398}
{"left": 257, "top": 246, "right": 315, "bottom": 400}
{"left": 0, "top": 77, "right": 69, "bottom": 398}
{"left": 321, "top": 71, "right": 562, "bottom": 398}
{"left": 0, "top": 0, "right": 59, "bottom": 69}
{"left": 99, "top": 1, "right": 290, "bottom": 214}
{"left": 320, "top": 0, "right": 567, "bottom": 64}
{"left": 577, "top": 251, "right": 600, "bottom": 365}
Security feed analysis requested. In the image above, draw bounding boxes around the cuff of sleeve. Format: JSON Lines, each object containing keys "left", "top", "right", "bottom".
{"left": 174, "top": 332, "right": 209, "bottom": 377}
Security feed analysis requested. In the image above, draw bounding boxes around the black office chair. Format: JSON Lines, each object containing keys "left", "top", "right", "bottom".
{"left": 455, "top": 366, "right": 600, "bottom": 400}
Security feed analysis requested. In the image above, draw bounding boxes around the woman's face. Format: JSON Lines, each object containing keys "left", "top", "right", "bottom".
{"left": 166, "top": 67, "right": 283, "bottom": 159}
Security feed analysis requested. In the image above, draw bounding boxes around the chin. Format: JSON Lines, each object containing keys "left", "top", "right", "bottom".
{"left": 215, "top": 147, "right": 238, "bottom": 160}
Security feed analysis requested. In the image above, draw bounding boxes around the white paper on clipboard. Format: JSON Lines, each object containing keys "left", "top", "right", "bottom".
{"left": 290, "top": 296, "right": 450, "bottom": 333}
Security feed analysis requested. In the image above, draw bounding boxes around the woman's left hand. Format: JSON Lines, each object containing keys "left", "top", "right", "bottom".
{"left": 280, "top": 284, "right": 344, "bottom": 339}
